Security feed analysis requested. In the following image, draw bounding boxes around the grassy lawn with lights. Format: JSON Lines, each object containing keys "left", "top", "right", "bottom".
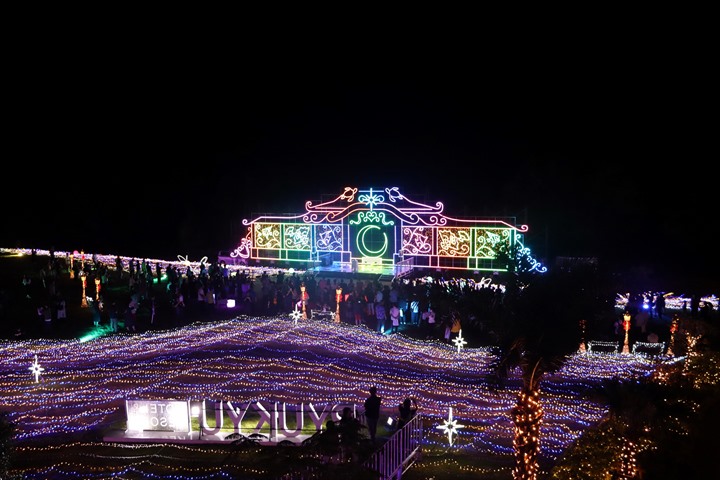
{"left": 2, "top": 249, "right": 719, "bottom": 479}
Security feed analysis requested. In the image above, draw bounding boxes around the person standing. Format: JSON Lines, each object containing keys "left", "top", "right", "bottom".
{"left": 56, "top": 296, "right": 67, "bottom": 320}
{"left": 109, "top": 302, "right": 119, "bottom": 332}
{"left": 22, "top": 275, "right": 32, "bottom": 299}
{"left": 150, "top": 295, "right": 156, "bottom": 325}
{"left": 691, "top": 293, "right": 701, "bottom": 318}
{"left": 363, "top": 386, "right": 382, "bottom": 442}
{"left": 389, "top": 303, "right": 401, "bottom": 334}
{"left": 397, "top": 397, "right": 418, "bottom": 429}
{"left": 424, "top": 306, "right": 436, "bottom": 339}
{"left": 174, "top": 291, "right": 186, "bottom": 321}
{"left": 42, "top": 304, "right": 53, "bottom": 324}
{"left": 375, "top": 302, "right": 387, "bottom": 333}
{"left": 450, "top": 311, "right": 461, "bottom": 339}
{"left": 654, "top": 293, "right": 666, "bottom": 320}
{"left": 443, "top": 316, "right": 453, "bottom": 343}
{"left": 125, "top": 301, "right": 138, "bottom": 332}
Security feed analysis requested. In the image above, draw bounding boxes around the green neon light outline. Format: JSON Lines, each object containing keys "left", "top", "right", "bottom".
{"left": 349, "top": 211, "right": 394, "bottom": 226}
{"left": 356, "top": 224, "right": 388, "bottom": 257}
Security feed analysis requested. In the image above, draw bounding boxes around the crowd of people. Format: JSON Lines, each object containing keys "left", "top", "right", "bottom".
{"left": 4, "top": 249, "right": 498, "bottom": 344}
{"left": 5, "top": 249, "right": 716, "bottom": 353}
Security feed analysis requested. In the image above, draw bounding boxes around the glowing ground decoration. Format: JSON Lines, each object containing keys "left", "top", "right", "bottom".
{"left": 239, "top": 186, "right": 545, "bottom": 273}
{"left": 0, "top": 315, "right": 667, "bottom": 479}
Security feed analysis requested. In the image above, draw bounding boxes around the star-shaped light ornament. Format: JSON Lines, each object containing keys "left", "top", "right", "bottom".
{"left": 436, "top": 407, "right": 465, "bottom": 445}
{"left": 452, "top": 329, "right": 468, "bottom": 353}
{"left": 289, "top": 307, "right": 303, "bottom": 325}
{"left": 29, "top": 355, "right": 45, "bottom": 383}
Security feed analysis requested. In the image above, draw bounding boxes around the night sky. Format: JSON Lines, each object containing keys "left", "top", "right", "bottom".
{"left": 3, "top": 54, "right": 716, "bottom": 293}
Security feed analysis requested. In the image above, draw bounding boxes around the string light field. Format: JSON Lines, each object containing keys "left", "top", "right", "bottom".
{"left": 0, "top": 315, "right": 663, "bottom": 479}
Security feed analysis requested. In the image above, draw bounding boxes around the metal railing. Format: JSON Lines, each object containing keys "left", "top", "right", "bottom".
{"left": 279, "top": 412, "right": 423, "bottom": 479}
{"left": 363, "top": 413, "right": 423, "bottom": 479}
{"left": 393, "top": 256, "right": 415, "bottom": 278}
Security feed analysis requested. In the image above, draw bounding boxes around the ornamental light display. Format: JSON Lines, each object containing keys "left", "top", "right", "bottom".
{"left": 436, "top": 407, "right": 465, "bottom": 445}
{"left": 28, "top": 355, "right": 44, "bottom": 383}
{"left": 452, "top": 329, "right": 468, "bottom": 353}
{"left": 289, "top": 307, "right": 303, "bottom": 325}
{"left": 236, "top": 186, "right": 546, "bottom": 275}
{"left": 94, "top": 276, "right": 101, "bottom": 301}
{"left": 512, "top": 387, "right": 543, "bottom": 480}
{"left": 176, "top": 254, "right": 208, "bottom": 267}
{"left": 335, "top": 286, "right": 342, "bottom": 324}
{"left": 667, "top": 315, "right": 679, "bottom": 356}
{"left": 300, "top": 283, "right": 308, "bottom": 319}
{"left": 683, "top": 333, "right": 702, "bottom": 375}
{"left": 622, "top": 312, "right": 632, "bottom": 355}
{"left": 0, "top": 246, "right": 683, "bottom": 478}
{"left": 617, "top": 438, "right": 637, "bottom": 479}
{"left": 0, "top": 316, "right": 668, "bottom": 479}
{"left": 80, "top": 271, "right": 88, "bottom": 308}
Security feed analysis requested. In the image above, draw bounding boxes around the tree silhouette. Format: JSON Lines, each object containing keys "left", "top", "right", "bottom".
{"left": 492, "top": 268, "right": 601, "bottom": 480}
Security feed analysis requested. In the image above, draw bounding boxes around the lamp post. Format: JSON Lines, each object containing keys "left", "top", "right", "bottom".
{"left": 335, "top": 287, "right": 342, "bottom": 323}
{"left": 94, "top": 277, "right": 101, "bottom": 301}
{"left": 667, "top": 315, "right": 679, "bottom": 356}
{"left": 69, "top": 253, "right": 75, "bottom": 279}
{"left": 622, "top": 312, "right": 631, "bottom": 354}
{"left": 578, "top": 319, "right": 587, "bottom": 353}
{"left": 300, "top": 283, "right": 308, "bottom": 320}
{"left": 80, "top": 272, "right": 88, "bottom": 308}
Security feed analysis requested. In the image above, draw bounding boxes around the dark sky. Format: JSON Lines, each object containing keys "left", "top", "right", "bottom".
{"left": 3, "top": 48, "right": 716, "bottom": 293}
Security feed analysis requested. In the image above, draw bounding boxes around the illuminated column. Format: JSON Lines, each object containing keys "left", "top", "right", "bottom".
{"left": 300, "top": 283, "right": 308, "bottom": 320}
{"left": 80, "top": 272, "right": 88, "bottom": 308}
{"left": 69, "top": 254, "right": 75, "bottom": 279}
{"left": 622, "top": 312, "right": 631, "bottom": 354}
{"left": 667, "top": 315, "right": 679, "bottom": 357}
{"left": 94, "top": 277, "right": 101, "bottom": 301}
{"left": 335, "top": 287, "right": 342, "bottom": 323}
{"left": 578, "top": 319, "right": 587, "bottom": 353}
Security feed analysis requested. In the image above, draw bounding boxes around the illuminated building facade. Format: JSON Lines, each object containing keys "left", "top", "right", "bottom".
{"left": 231, "top": 186, "right": 543, "bottom": 274}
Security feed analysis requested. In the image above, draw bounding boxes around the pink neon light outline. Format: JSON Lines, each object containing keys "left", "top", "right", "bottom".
{"left": 243, "top": 186, "right": 527, "bottom": 232}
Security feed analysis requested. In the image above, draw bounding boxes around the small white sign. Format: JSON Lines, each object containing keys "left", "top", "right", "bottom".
{"left": 126, "top": 399, "right": 190, "bottom": 433}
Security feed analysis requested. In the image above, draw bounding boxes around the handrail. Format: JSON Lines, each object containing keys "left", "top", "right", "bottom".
{"left": 363, "top": 413, "right": 423, "bottom": 479}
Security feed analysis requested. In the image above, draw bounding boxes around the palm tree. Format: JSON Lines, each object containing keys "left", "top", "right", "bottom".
{"left": 492, "top": 267, "right": 602, "bottom": 480}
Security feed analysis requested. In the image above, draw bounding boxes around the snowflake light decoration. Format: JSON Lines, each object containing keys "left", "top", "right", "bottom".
{"left": 452, "top": 329, "right": 468, "bottom": 353}
{"left": 289, "top": 308, "right": 303, "bottom": 325}
{"left": 29, "top": 354, "right": 44, "bottom": 383}
{"left": 436, "top": 407, "right": 465, "bottom": 445}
